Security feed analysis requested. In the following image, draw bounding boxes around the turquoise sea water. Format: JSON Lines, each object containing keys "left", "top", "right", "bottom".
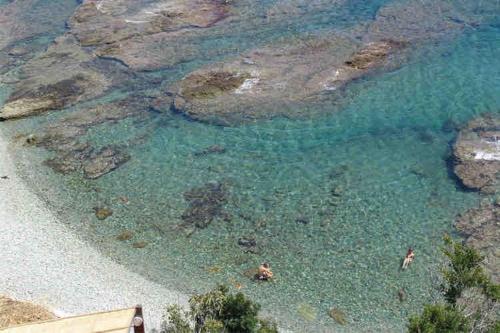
{"left": 1, "top": 0, "right": 500, "bottom": 332}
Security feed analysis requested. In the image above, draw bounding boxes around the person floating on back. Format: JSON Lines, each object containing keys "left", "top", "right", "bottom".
{"left": 257, "top": 262, "right": 274, "bottom": 281}
{"left": 402, "top": 248, "right": 415, "bottom": 269}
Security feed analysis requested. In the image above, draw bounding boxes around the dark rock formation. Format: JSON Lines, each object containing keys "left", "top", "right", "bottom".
{"left": 83, "top": 145, "right": 131, "bottom": 179}
{"left": 33, "top": 97, "right": 150, "bottom": 178}
{"left": 182, "top": 182, "right": 229, "bottom": 228}
{"left": 1, "top": 76, "right": 85, "bottom": 120}
{"left": 329, "top": 308, "right": 347, "bottom": 325}
{"left": 453, "top": 114, "right": 500, "bottom": 194}
{"left": 116, "top": 230, "right": 134, "bottom": 241}
{"left": 0, "top": 35, "right": 110, "bottom": 120}
{"left": 94, "top": 207, "right": 113, "bottom": 220}
{"left": 237, "top": 237, "right": 256, "bottom": 248}
{"left": 455, "top": 200, "right": 500, "bottom": 283}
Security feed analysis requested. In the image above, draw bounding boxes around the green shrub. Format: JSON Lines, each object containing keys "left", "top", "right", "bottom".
{"left": 189, "top": 284, "right": 229, "bottom": 330}
{"left": 408, "top": 304, "right": 470, "bottom": 333}
{"left": 441, "top": 235, "right": 490, "bottom": 303}
{"left": 219, "top": 292, "right": 261, "bottom": 333}
{"left": 408, "top": 236, "right": 499, "bottom": 333}
{"left": 161, "top": 285, "right": 278, "bottom": 333}
{"left": 160, "top": 305, "right": 191, "bottom": 333}
{"left": 487, "top": 321, "right": 500, "bottom": 333}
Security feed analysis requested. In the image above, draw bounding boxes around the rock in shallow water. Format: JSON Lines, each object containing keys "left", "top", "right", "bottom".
{"left": 453, "top": 114, "right": 500, "bottom": 194}
{"left": 329, "top": 307, "right": 347, "bottom": 325}
{"left": 83, "top": 145, "right": 131, "bottom": 179}
{"left": 171, "top": 37, "right": 406, "bottom": 124}
{"left": 181, "top": 182, "right": 230, "bottom": 228}
{"left": 0, "top": 35, "right": 111, "bottom": 120}
{"left": 117, "top": 230, "right": 134, "bottom": 241}
{"left": 69, "top": 0, "right": 231, "bottom": 70}
{"left": 94, "top": 207, "right": 113, "bottom": 220}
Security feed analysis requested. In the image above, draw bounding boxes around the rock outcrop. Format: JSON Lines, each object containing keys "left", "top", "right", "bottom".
{"left": 68, "top": 0, "right": 231, "bottom": 70}
{"left": 170, "top": 0, "right": 477, "bottom": 125}
{"left": 171, "top": 37, "right": 406, "bottom": 124}
{"left": 83, "top": 145, "right": 131, "bottom": 179}
{"left": 34, "top": 97, "right": 150, "bottom": 178}
{"left": 455, "top": 200, "right": 500, "bottom": 283}
{"left": 0, "top": 35, "right": 111, "bottom": 120}
{"left": 453, "top": 114, "right": 500, "bottom": 194}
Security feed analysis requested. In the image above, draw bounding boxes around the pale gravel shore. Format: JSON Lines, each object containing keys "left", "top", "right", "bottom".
{"left": 0, "top": 132, "right": 188, "bottom": 331}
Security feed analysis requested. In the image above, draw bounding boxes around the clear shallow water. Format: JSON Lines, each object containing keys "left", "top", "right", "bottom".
{"left": 1, "top": 0, "right": 500, "bottom": 332}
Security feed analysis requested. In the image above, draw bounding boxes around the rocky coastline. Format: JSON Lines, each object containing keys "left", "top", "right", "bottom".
{"left": 452, "top": 114, "right": 499, "bottom": 283}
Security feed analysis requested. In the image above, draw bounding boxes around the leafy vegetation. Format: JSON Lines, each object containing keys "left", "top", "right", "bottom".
{"left": 408, "top": 236, "right": 499, "bottom": 333}
{"left": 441, "top": 235, "right": 492, "bottom": 303}
{"left": 160, "top": 285, "right": 278, "bottom": 333}
{"left": 408, "top": 304, "right": 470, "bottom": 333}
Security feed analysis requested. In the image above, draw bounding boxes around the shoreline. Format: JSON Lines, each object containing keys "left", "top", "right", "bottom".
{"left": 0, "top": 131, "right": 188, "bottom": 331}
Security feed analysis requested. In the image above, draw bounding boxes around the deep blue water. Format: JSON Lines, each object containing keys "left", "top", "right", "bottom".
{"left": 1, "top": 0, "right": 500, "bottom": 332}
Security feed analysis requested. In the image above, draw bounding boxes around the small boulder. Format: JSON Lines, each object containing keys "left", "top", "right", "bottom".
{"left": 132, "top": 241, "right": 148, "bottom": 249}
{"left": 116, "top": 230, "right": 134, "bottom": 241}
{"left": 94, "top": 207, "right": 113, "bottom": 220}
{"left": 329, "top": 308, "right": 347, "bottom": 325}
{"left": 238, "top": 237, "right": 257, "bottom": 248}
{"left": 83, "top": 145, "right": 130, "bottom": 179}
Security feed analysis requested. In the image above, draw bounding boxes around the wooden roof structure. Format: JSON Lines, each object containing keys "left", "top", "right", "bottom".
{"left": 0, "top": 305, "right": 145, "bottom": 333}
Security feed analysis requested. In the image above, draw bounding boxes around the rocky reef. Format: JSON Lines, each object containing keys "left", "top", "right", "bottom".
{"left": 455, "top": 200, "right": 500, "bottom": 283}
{"left": 68, "top": 0, "right": 231, "bottom": 70}
{"left": 453, "top": 114, "right": 500, "bottom": 194}
{"left": 171, "top": 37, "right": 407, "bottom": 124}
{"left": 31, "top": 97, "right": 152, "bottom": 178}
{"left": 170, "top": 0, "right": 476, "bottom": 125}
{"left": 453, "top": 114, "right": 499, "bottom": 284}
{"left": 0, "top": 35, "right": 111, "bottom": 120}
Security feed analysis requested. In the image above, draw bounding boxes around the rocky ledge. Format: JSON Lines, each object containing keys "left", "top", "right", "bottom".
{"left": 171, "top": 37, "right": 407, "bottom": 124}
{"left": 453, "top": 114, "right": 500, "bottom": 194}
{"left": 169, "top": 0, "right": 478, "bottom": 125}
{"left": 69, "top": 0, "right": 231, "bottom": 70}
{"left": 455, "top": 200, "right": 500, "bottom": 283}
{"left": 0, "top": 35, "right": 111, "bottom": 120}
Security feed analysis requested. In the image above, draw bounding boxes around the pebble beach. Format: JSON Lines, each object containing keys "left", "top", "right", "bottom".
{"left": 0, "top": 133, "right": 187, "bottom": 331}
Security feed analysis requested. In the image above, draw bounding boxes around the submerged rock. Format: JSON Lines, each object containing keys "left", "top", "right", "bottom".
{"left": 453, "top": 114, "right": 500, "bottom": 194}
{"left": 94, "top": 207, "right": 113, "bottom": 220}
{"left": 237, "top": 237, "right": 256, "bottom": 248}
{"left": 329, "top": 308, "right": 347, "bottom": 325}
{"left": 194, "top": 144, "right": 226, "bottom": 157}
{"left": 34, "top": 97, "right": 149, "bottom": 178}
{"left": 132, "top": 241, "right": 148, "bottom": 249}
{"left": 83, "top": 145, "right": 131, "bottom": 179}
{"left": 182, "top": 182, "right": 229, "bottom": 228}
{"left": 116, "top": 230, "right": 134, "bottom": 241}
{"left": 455, "top": 201, "right": 500, "bottom": 283}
